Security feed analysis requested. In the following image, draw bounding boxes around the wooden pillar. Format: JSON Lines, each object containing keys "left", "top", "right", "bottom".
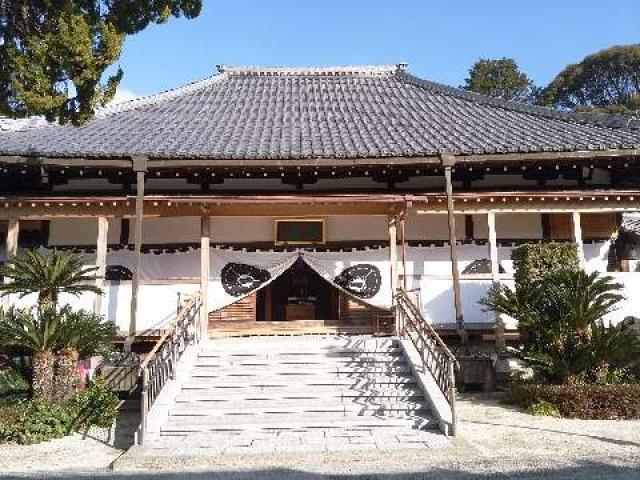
{"left": 441, "top": 155, "right": 465, "bottom": 332}
{"left": 3, "top": 218, "right": 19, "bottom": 308}
{"left": 572, "top": 211, "right": 585, "bottom": 268}
{"left": 399, "top": 214, "right": 408, "bottom": 290}
{"left": 5, "top": 218, "right": 19, "bottom": 260}
{"left": 93, "top": 217, "right": 108, "bottom": 315}
{"left": 389, "top": 214, "right": 399, "bottom": 334}
{"left": 388, "top": 215, "right": 399, "bottom": 295}
{"left": 129, "top": 157, "right": 147, "bottom": 342}
{"left": 200, "top": 214, "right": 211, "bottom": 338}
{"left": 487, "top": 212, "right": 505, "bottom": 354}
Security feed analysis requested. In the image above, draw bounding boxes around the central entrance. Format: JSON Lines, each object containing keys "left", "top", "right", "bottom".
{"left": 208, "top": 256, "right": 392, "bottom": 337}
{"left": 256, "top": 257, "right": 338, "bottom": 322}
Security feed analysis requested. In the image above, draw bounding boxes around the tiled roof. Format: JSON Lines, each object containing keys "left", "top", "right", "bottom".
{"left": 622, "top": 212, "right": 640, "bottom": 235}
{"left": 1, "top": 64, "right": 640, "bottom": 161}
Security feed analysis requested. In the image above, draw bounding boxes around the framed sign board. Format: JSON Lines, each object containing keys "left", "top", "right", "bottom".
{"left": 275, "top": 219, "right": 325, "bottom": 245}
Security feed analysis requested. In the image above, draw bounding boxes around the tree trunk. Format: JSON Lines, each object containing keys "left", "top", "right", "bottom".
{"left": 32, "top": 349, "right": 55, "bottom": 402}
{"left": 55, "top": 347, "right": 79, "bottom": 402}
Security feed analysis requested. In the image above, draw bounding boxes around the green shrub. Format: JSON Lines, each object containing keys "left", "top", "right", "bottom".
{"left": 512, "top": 243, "right": 579, "bottom": 289}
{"left": 0, "top": 380, "right": 120, "bottom": 444}
{"left": 0, "top": 368, "right": 29, "bottom": 406}
{"left": 504, "top": 383, "right": 640, "bottom": 419}
{"left": 70, "top": 379, "right": 120, "bottom": 430}
{"left": 0, "top": 401, "right": 74, "bottom": 444}
{"left": 529, "top": 400, "right": 561, "bottom": 418}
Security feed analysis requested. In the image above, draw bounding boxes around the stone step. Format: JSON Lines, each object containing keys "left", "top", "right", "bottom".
{"left": 193, "top": 355, "right": 405, "bottom": 367}
{"left": 175, "top": 389, "right": 425, "bottom": 403}
{"left": 196, "top": 349, "right": 404, "bottom": 360}
{"left": 181, "top": 377, "right": 418, "bottom": 391}
{"left": 199, "top": 338, "right": 399, "bottom": 354}
{"left": 169, "top": 400, "right": 430, "bottom": 416}
{"left": 188, "top": 365, "right": 414, "bottom": 378}
{"left": 160, "top": 416, "right": 438, "bottom": 435}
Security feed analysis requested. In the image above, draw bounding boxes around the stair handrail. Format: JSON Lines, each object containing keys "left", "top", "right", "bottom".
{"left": 395, "top": 287, "right": 458, "bottom": 435}
{"left": 137, "top": 291, "right": 202, "bottom": 444}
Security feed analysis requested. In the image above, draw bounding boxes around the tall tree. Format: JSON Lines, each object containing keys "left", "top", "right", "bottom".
{"left": 0, "top": 1, "right": 202, "bottom": 125}
{"left": 541, "top": 44, "right": 640, "bottom": 113}
{"left": 463, "top": 57, "right": 537, "bottom": 103}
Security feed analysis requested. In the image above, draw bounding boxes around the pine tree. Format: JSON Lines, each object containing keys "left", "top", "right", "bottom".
{"left": 0, "top": 1, "right": 202, "bottom": 125}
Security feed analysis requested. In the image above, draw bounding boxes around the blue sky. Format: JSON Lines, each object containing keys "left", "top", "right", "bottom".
{"left": 113, "top": 0, "right": 640, "bottom": 101}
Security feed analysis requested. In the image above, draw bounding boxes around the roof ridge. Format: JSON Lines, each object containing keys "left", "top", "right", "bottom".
{"left": 217, "top": 64, "right": 405, "bottom": 76}
{"left": 96, "top": 73, "right": 226, "bottom": 118}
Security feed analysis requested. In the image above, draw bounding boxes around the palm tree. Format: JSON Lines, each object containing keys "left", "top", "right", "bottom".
{"left": 480, "top": 269, "right": 635, "bottom": 384}
{"left": 0, "top": 249, "right": 102, "bottom": 308}
{"left": 0, "top": 307, "right": 62, "bottom": 401}
{"left": 54, "top": 306, "right": 116, "bottom": 401}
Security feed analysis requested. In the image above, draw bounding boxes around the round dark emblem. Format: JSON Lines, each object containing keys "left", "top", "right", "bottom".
{"left": 105, "top": 265, "right": 133, "bottom": 281}
{"left": 221, "top": 263, "right": 271, "bottom": 297}
{"left": 334, "top": 264, "right": 382, "bottom": 299}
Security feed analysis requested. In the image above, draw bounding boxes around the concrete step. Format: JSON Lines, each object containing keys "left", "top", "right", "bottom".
{"left": 174, "top": 389, "right": 425, "bottom": 403}
{"left": 196, "top": 349, "right": 404, "bottom": 360}
{"left": 188, "top": 366, "right": 414, "bottom": 378}
{"left": 169, "top": 400, "right": 431, "bottom": 416}
{"left": 181, "top": 377, "right": 419, "bottom": 391}
{"left": 160, "top": 416, "right": 438, "bottom": 435}
{"left": 199, "top": 338, "right": 399, "bottom": 354}
{"left": 193, "top": 355, "right": 405, "bottom": 367}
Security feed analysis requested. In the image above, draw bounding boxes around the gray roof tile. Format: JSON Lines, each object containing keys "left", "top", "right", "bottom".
{"left": 1, "top": 64, "right": 640, "bottom": 161}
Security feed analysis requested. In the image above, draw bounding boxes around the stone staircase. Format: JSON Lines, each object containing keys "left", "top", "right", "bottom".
{"left": 144, "top": 335, "right": 449, "bottom": 455}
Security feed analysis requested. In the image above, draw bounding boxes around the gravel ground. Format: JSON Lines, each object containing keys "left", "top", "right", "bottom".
{"left": 1, "top": 393, "right": 638, "bottom": 479}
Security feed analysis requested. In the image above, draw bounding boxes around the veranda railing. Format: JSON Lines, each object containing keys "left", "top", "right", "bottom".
{"left": 137, "top": 291, "right": 202, "bottom": 444}
{"left": 395, "top": 288, "right": 458, "bottom": 435}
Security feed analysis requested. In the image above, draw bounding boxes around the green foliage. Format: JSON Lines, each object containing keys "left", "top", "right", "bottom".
{"left": 504, "top": 383, "right": 640, "bottom": 419}
{"left": 0, "top": 367, "right": 29, "bottom": 406}
{"left": 0, "top": 400, "right": 74, "bottom": 444}
{"left": 0, "top": 306, "right": 63, "bottom": 353}
{"left": 0, "top": 1, "right": 202, "bottom": 125}
{"left": 541, "top": 44, "right": 640, "bottom": 113}
{"left": 481, "top": 269, "right": 638, "bottom": 384}
{"left": 511, "top": 243, "right": 579, "bottom": 290}
{"left": 0, "top": 380, "right": 120, "bottom": 444}
{"left": 463, "top": 57, "right": 537, "bottom": 102}
{"left": 70, "top": 378, "right": 120, "bottom": 429}
{"left": 528, "top": 399, "right": 561, "bottom": 418}
{"left": 0, "top": 249, "right": 101, "bottom": 308}
{"left": 56, "top": 307, "right": 117, "bottom": 357}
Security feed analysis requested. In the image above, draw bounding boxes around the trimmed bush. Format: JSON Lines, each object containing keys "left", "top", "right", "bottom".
{"left": 0, "top": 379, "right": 119, "bottom": 444}
{"left": 512, "top": 243, "right": 579, "bottom": 289}
{"left": 504, "top": 383, "right": 640, "bottom": 420}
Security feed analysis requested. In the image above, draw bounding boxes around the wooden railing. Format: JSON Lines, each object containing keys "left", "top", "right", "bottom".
{"left": 137, "top": 291, "right": 202, "bottom": 444}
{"left": 395, "top": 288, "right": 458, "bottom": 435}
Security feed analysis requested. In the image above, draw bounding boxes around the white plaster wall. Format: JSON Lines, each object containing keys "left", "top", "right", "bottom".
{"left": 48, "top": 218, "right": 121, "bottom": 246}
{"left": 472, "top": 213, "right": 543, "bottom": 240}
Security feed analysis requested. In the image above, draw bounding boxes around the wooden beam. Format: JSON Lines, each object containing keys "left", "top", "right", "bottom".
{"left": 93, "top": 217, "right": 108, "bottom": 315}
{"left": 129, "top": 158, "right": 148, "bottom": 341}
{"left": 572, "top": 211, "right": 585, "bottom": 267}
{"left": 200, "top": 214, "right": 211, "bottom": 338}
{"left": 388, "top": 215, "right": 399, "bottom": 333}
{"left": 441, "top": 155, "right": 467, "bottom": 348}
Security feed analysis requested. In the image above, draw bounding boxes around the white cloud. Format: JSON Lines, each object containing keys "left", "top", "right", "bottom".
{"left": 111, "top": 87, "right": 139, "bottom": 105}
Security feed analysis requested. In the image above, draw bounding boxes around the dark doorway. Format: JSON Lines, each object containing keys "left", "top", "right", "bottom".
{"left": 256, "top": 258, "right": 338, "bottom": 321}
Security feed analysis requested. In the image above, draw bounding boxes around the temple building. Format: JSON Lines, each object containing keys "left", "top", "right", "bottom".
{"left": 1, "top": 64, "right": 639, "bottom": 345}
